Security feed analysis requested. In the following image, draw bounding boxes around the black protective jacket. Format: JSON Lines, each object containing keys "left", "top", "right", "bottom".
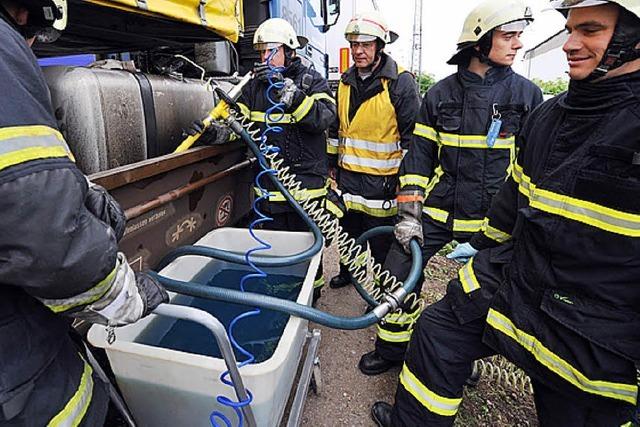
{"left": 474, "top": 71, "right": 640, "bottom": 407}
{"left": 239, "top": 57, "right": 336, "bottom": 212}
{"left": 401, "top": 66, "right": 542, "bottom": 237}
{"left": 0, "top": 18, "right": 119, "bottom": 411}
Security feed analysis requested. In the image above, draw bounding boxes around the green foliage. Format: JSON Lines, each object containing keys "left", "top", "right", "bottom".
{"left": 417, "top": 72, "right": 437, "bottom": 95}
{"left": 532, "top": 77, "right": 569, "bottom": 96}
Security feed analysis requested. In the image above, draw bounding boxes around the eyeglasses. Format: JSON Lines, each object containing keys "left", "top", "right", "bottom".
{"left": 349, "top": 41, "right": 376, "bottom": 50}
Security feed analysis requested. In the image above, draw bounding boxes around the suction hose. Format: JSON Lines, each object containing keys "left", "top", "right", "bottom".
{"left": 156, "top": 126, "right": 323, "bottom": 271}
{"left": 152, "top": 236, "right": 421, "bottom": 330}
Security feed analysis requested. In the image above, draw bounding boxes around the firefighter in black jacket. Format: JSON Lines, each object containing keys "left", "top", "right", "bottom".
{"left": 371, "top": 1, "right": 640, "bottom": 425}
{"left": 327, "top": 11, "right": 420, "bottom": 290}
{"left": 0, "top": 0, "right": 167, "bottom": 424}
{"left": 238, "top": 18, "right": 338, "bottom": 301}
{"left": 359, "top": 0, "right": 543, "bottom": 376}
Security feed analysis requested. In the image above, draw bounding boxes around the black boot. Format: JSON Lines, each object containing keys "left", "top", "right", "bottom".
{"left": 465, "top": 363, "right": 481, "bottom": 387}
{"left": 358, "top": 350, "right": 402, "bottom": 376}
{"left": 371, "top": 402, "right": 393, "bottom": 427}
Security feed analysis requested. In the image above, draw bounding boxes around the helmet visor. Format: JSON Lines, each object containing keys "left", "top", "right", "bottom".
{"left": 253, "top": 42, "right": 283, "bottom": 52}
{"left": 345, "top": 34, "right": 377, "bottom": 43}
{"left": 549, "top": 0, "right": 609, "bottom": 9}
{"left": 498, "top": 19, "right": 531, "bottom": 32}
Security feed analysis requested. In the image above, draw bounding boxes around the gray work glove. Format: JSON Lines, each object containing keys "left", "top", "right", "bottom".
{"left": 182, "top": 120, "right": 231, "bottom": 145}
{"left": 135, "top": 271, "right": 169, "bottom": 317}
{"left": 85, "top": 182, "right": 126, "bottom": 241}
{"left": 280, "top": 77, "right": 304, "bottom": 109}
{"left": 394, "top": 190, "right": 425, "bottom": 254}
{"left": 253, "top": 62, "right": 283, "bottom": 84}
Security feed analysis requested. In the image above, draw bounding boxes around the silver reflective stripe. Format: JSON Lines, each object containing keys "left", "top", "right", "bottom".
{"left": 422, "top": 206, "right": 449, "bottom": 223}
{"left": 487, "top": 309, "right": 638, "bottom": 404}
{"left": 342, "top": 137, "right": 401, "bottom": 154}
{"left": 339, "top": 154, "right": 402, "bottom": 170}
{"left": 458, "top": 258, "right": 480, "bottom": 293}
{"left": 377, "top": 326, "right": 411, "bottom": 343}
{"left": 48, "top": 359, "right": 94, "bottom": 426}
{"left": 399, "top": 363, "right": 461, "bottom": 416}
{"left": 342, "top": 193, "right": 397, "bottom": 209}
{"left": 327, "top": 138, "right": 339, "bottom": 148}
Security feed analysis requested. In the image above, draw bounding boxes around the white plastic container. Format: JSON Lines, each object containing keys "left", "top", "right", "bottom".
{"left": 88, "top": 228, "right": 322, "bottom": 427}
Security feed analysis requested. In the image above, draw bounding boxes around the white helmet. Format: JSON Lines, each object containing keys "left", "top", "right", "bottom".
{"left": 549, "top": 0, "right": 639, "bottom": 19}
{"left": 344, "top": 11, "right": 398, "bottom": 45}
{"left": 448, "top": 0, "right": 533, "bottom": 64}
{"left": 253, "top": 18, "right": 308, "bottom": 51}
{"left": 1, "top": 0, "right": 66, "bottom": 41}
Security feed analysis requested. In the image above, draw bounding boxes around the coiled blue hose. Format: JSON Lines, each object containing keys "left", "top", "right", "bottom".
{"left": 210, "top": 49, "right": 286, "bottom": 427}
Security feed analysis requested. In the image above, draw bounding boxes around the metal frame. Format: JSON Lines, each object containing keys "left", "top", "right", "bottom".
{"left": 286, "top": 329, "right": 322, "bottom": 427}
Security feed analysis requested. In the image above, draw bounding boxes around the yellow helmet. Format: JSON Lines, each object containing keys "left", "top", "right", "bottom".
{"left": 253, "top": 18, "right": 308, "bottom": 51}
{"left": 344, "top": 11, "right": 398, "bottom": 45}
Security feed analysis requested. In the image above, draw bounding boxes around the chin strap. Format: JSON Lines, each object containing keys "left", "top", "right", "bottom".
{"left": 587, "top": 10, "right": 640, "bottom": 81}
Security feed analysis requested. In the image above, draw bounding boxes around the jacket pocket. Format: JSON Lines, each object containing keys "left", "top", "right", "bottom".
{"left": 574, "top": 169, "right": 640, "bottom": 213}
{"left": 436, "top": 102, "right": 462, "bottom": 132}
{"left": 495, "top": 104, "right": 527, "bottom": 137}
{"left": 540, "top": 288, "right": 640, "bottom": 362}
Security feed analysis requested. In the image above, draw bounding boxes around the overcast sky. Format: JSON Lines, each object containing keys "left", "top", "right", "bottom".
{"left": 336, "top": 0, "right": 570, "bottom": 81}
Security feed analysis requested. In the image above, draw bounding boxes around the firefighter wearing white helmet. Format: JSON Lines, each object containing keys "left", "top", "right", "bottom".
{"left": 235, "top": 18, "right": 337, "bottom": 302}
{"left": 0, "top": 0, "right": 168, "bottom": 424}
{"left": 359, "top": 0, "right": 542, "bottom": 387}
{"left": 327, "top": 11, "right": 420, "bottom": 296}
{"left": 371, "top": 1, "right": 640, "bottom": 426}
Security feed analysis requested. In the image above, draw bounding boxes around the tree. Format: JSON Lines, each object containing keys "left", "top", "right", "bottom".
{"left": 417, "top": 72, "right": 437, "bottom": 95}
{"left": 532, "top": 78, "right": 569, "bottom": 96}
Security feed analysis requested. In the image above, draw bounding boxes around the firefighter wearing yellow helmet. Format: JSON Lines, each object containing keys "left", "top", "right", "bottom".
{"left": 233, "top": 17, "right": 338, "bottom": 302}
{"left": 371, "top": 1, "right": 640, "bottom": 426}
{"left": 359, "top": 0, "right": 542, "bottom": 383}
{"left": 0, "top": 0, "right": 168, "bottom": 424}
{"left": 327, "top": 11, "right": 420, "bottom": 294}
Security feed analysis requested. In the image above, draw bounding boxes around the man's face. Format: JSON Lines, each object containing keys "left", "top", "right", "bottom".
{"left": 350, "top": 40, "right": 377, "bottom": 69}
{"left": 259, "top": 46, "right": 286, "bottom": 68}
{"left": 488, "top": 30, "right": 524, "bottom": 66}
{"left": 563, "top": 4, "right": 619, "bottom": 80}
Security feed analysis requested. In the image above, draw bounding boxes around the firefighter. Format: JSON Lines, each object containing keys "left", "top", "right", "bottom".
{"left": 236, "top": 18, "right": 338, "bottom": 302}
{"left": 327, "top": 11, "right": 420, "bottom": 290}
{"left": 0, "top": 0, "right": 168, "bottom": 424}
{"left": 358, "top": 0, "right": 544, "bottom": 377}
{"left": 371, "top": 1, "right": 640, "bottom": 425}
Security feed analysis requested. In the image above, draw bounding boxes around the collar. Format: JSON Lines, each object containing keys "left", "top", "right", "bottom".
{"left": 341, "top": 53, "right": 399, "bottom": 86}
{"left": 560, "top": 69, "right": 640, "bottom": 112}
{"left": 283, "top": 57, "right": 304, "bottom": 78}
{"left": 457, "top": 65, "right": 513, "bottom": 88}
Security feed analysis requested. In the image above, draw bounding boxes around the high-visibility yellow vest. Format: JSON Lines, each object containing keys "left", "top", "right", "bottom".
{"left": 337, "top": 73, "right": 404, "bottom": 176}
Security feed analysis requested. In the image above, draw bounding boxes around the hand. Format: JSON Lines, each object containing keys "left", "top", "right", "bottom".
{"left": 135, "top": 271, "right": 169, "bottom": 317}
{"left": 85, "top": 183, "right": 126, "bottom": 241}
{"left": 446, "top": 242, "right": 478, "bottom": 264}
{"left": 253, "top": 62, "right": 283, "bottom": 84}
{"left": 394, "top": 218, "right": 423, "bottom": 254}
{"left": 182, "top": 120, "right": 230, "bottom": 145}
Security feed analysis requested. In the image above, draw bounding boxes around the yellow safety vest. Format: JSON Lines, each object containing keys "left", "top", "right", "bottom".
{"left": 337, "top": 72, "right": 404, "bottom": 176}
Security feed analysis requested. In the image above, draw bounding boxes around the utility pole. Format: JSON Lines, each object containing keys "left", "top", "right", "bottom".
{"left": 410, "top": 0, "right": 423, "bottom": 78}
{"left": 371, "top": 0, "right": 380, "bottom": 10}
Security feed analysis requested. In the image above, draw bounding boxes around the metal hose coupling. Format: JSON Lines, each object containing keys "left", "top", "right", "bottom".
{"left": 372, "top": 287, "right": 408, "bottom": 320}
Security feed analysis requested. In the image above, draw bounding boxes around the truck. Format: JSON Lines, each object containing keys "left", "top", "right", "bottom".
{"left": 34, "top": 0, "right": 341, "bottom": 271}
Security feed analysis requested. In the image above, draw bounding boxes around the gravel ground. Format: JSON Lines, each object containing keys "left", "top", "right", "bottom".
{"left": 298, "top": 245, "right": 537, "bottom": 427}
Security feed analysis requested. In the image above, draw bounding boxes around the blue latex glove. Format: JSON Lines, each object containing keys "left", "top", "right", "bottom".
{"left": 446, "top": 242, "right": 478, "bottom": 264}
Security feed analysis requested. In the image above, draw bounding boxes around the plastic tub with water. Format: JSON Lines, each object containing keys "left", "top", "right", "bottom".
{"left": 88, "top": 228, "right": 322, "bottom": 427}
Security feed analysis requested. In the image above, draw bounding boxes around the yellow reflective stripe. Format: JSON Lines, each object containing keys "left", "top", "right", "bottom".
{"left": 0, "top": 125, "right": 65, "bottom": 141}
{"left": 423, "top": 206, "right": 449, "bottom": 223}
{"left": 0, "top": 125, "right": 73, "bottom": 172}
{"left": 399, "top": 363, "right": 461, "bottom": 417}
{"left": 514, "top": 163, "right": 640, "bottom": 237}
{"left": 0, "top": 146, "right": 71, "bottom": 172}
{"left": 310, "top": 92, "right": 336, "bottom": 104}
{"left": 377, "top": 325, "right": 411, "bottom": 343}
{"left": 238, "top": 102, "right": 250, "bottom": 118}
{"left": 453, "top": 218, "right": 484, "bottom": 233}
{"left": 327, "top": 138, "right": 339, "bottom": 154}
{"left": 413, "top": 123, "right": 437, "bottom": 140}
{"left": 313, "top": 277, "right": 324, "bottom": 288}
{"left": 325, "top": 199, "right": 344, "bottom": 218}
{"left": 384, "top": 310, "right": 421, "bottom": 326}
{"left": 487, "top": 309, "right": 638, "bottom": 404}
{"left": 481, "top": 218, "right": 511, "bottom": 243}
{"left": 254, "top": 186, "right": 327, "bottom": 202}
{"left": 341, "top": 137, "right": 402, "bottom": 154}
{"left": 291, "top": 95, "right": 315, "bottom": 122}
{"left": 42, "top": 266, "right": 117, "bottom": 314}
{"left": 458, "top": 258, "right": 480, "bottom": 293}
{"left": 48, "top": 358, "right": 93, "bottom": 427}
{"left": 424, "top": 166, "right": 443, "bottom": 196}
{"left": 438, "top": 131, "right": 515, "bottom": 150}
{"left": 343, "top": 194, "right": 397, "bottom": 217}
{"left": 400, "top": 174, "right": 430, "bottom": 190}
